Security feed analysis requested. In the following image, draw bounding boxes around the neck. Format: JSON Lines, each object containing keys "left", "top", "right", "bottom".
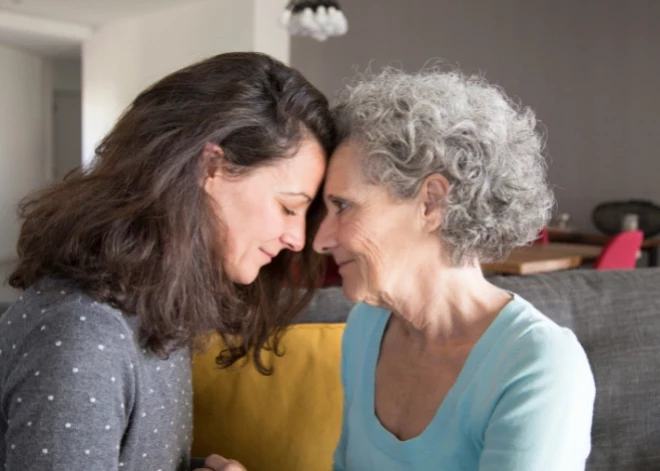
{"left": 379, "top": 260, "right": 511, "bottom": 348}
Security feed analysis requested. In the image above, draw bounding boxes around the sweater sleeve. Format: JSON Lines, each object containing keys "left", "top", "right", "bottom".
{"left": 2, "top": 302, "right": 136, "bottom": 470}
{"left": 478, "top": 328, "right": 596, "bottom": 471}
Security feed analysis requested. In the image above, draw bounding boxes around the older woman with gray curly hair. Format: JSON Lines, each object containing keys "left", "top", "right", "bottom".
{"left": 313, "top": 69, "right": 595, "bottom": 471}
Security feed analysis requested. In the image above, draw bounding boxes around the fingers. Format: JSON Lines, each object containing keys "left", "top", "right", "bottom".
{"left": 203, "top": 454, "right": 247, "bottom": 471}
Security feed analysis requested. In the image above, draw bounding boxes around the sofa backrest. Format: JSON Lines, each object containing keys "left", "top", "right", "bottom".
{"left": 299, "top": 268, "right": 660, "bottom": 471}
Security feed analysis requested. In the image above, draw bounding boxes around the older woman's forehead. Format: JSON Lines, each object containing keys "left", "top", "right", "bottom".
{"left": 329, "top": 141, "right": 361, "bottom": 173}
{"left": 325, "top": 144, "right": 360, "bottom": 189}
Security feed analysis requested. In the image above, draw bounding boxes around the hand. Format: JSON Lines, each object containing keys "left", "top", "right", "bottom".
{"left": 194, "top": 454, "right": 246, "bottom": 471}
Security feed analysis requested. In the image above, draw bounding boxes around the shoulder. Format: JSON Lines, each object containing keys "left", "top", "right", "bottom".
{"left": 2, "top": 281, "right": 138, "bottom": 376}
{"left": 486, "top": 295, "right": 594, "bottom": 392}
{"left": 1, "top": 283, "right": 142, "bottom": 419}
{"left": 504, "top": 295, "right": 586, "bottom": 360}
{"left": 35, "top": 294, "right": 130, "bottom": 346}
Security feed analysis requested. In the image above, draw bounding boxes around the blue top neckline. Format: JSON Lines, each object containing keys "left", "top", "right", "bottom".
{"left": 362, "top": 294, "right": 526, "bottom": 461}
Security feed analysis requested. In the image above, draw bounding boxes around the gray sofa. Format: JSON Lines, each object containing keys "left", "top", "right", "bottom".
{"left": 299, "top": 268, "right": 660, "bottom": 471}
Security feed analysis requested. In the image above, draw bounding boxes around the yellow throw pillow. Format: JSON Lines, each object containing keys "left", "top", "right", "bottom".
{"left": 192, "top": 323, "right": 345, "bottom": 471}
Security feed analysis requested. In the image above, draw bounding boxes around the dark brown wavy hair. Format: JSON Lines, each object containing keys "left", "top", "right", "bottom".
{"left": 9, "top": 52, "right": 335, "bottom": 374}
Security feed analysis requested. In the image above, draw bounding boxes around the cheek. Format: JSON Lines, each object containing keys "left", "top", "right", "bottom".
{"left": 258, "top": 203, "right": 287, "bottom": 239}
{"left": 338, "top": 222, "right": 381, "bottom": 266}
{"left": 219, "top": 225, "right": 243, "bottom": 274}
{"left": 336, "top": 221, "right": 360, "bottom": 253}
{"left": 236, "top": 197, "right": 281, "bottom": 236}
{"left": 219, "top": 206, "right": 267, "bottom": 266}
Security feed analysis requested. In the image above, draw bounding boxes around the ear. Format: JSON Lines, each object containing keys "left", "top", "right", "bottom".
{"left": 202, "top": 142, "right": 225, "bottom": 179}
{"left": 418, "top": 173, "right": 449, "bottom": 232}
{"left": 201, "top": 143, "right": 226, "bottom": 197}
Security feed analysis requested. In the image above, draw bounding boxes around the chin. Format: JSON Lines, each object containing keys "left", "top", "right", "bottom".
{"left": 228, "top": 267, "right": 260, "bottom": 285}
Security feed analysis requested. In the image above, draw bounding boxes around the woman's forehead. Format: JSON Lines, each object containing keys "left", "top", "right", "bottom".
{"left": 327, "top": 142, "right": 361, "bottom": 181}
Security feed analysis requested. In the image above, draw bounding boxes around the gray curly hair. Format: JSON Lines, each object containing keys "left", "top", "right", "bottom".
{"left": 332, "top": 67, "right": 555, "bottom": 265}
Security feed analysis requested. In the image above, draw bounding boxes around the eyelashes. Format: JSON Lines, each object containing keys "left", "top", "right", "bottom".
{"left": 282, "top": 206, "right": 297, "bottom": 216}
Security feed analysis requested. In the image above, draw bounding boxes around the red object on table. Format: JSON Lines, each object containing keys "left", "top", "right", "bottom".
{"left": 534, "top": 228, "right": 549, "bottom": 244}
{"left": 594, "top": 230, "right": 644, "bottom": 270}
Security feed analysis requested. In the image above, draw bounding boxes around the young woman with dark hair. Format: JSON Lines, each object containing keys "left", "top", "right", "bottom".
{"left": 0, "top": 51, "right": 335, "bottom": 471}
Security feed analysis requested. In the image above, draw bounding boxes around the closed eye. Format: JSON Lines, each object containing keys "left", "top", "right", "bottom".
{"left": 282, "top": 206, "right": 297, "bottom": 216}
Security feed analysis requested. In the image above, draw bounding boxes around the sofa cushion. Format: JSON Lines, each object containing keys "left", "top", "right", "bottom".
{"left": 192, "top": 323, "right": 344, "bottom": 471}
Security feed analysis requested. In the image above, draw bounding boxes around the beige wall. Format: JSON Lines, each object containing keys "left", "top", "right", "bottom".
{"left": 291, "top": 0, "right": 660, "bottom": 231}
{"left": 82, "top": 0, "right": 255, "bottom": 166}
{"left": 0, "top": 43, "right": 51, "bottom": 302}
{"left": 82, "top": 0, "right": 292, "bottom": 167}
{"left": 0, "top": 43, "right": 51, "bottom": 263}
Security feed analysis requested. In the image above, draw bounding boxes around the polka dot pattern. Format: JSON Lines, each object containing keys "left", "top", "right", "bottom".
{"left": 0, "top": 279, "right": 193, "bottom": 470}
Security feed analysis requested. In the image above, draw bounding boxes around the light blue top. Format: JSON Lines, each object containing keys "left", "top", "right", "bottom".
{"left": 333, "top": 294, "right": 595, "bottom": 471}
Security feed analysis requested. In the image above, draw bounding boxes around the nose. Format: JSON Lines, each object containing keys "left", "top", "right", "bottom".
{"left": 312, "top": 213, "right": 338, "bottom": 254}
{"left": 281, "top": 218, "right": 306, "bottom": 252}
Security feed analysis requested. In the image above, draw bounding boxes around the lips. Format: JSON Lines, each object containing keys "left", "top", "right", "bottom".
{"left": 260, "top": 249, "right": 276, "bottom": 259}
{"left": 336, "top": 259, "right": 354, "bottom": 267}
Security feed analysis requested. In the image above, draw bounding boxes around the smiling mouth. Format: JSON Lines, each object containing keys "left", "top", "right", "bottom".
{"left": 260, "top": 249, "right": 276, "bottom": 259}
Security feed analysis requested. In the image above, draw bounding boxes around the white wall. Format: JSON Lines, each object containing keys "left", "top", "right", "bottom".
{"left": 0, "top": 43, "right": 50, "bottom": 263}
{"left": 291, "top": 0, "right": 660, "bottom": 232}
{"left": 253, "top": 0, "right": 290, "bottom": 64}
{"left": 50, "top": 58, "right": 82, "bottom": 181}
{"left": 83, "top": 0, "right": 284, "bottom": 165}
{"left": 53, "top": 58, "right": 81, "bottom": 92}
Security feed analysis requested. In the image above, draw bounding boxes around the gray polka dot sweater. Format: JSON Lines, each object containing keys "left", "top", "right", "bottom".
{"left": 0, "top": 278, "right": 193, "bottom": 470}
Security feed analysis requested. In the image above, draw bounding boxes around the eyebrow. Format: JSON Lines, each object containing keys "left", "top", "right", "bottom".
{"left": 280, "top": 192, "right": 313, "bottom": 202}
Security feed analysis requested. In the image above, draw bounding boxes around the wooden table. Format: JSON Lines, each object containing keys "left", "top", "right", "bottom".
{"left": 481, "top": 243, "right": 602, "bottom": 275}
{"left": 548, "top": 229, "right": 660, "bottom": 266}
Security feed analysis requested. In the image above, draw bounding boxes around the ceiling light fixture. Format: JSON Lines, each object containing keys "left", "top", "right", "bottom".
{"left": 279, "top": 0, "right": 348, "bottom": 41}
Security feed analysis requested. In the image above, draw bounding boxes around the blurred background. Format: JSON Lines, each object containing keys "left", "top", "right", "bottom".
{"left": 1, "top": 0, "right": 659, "bottom": 300}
